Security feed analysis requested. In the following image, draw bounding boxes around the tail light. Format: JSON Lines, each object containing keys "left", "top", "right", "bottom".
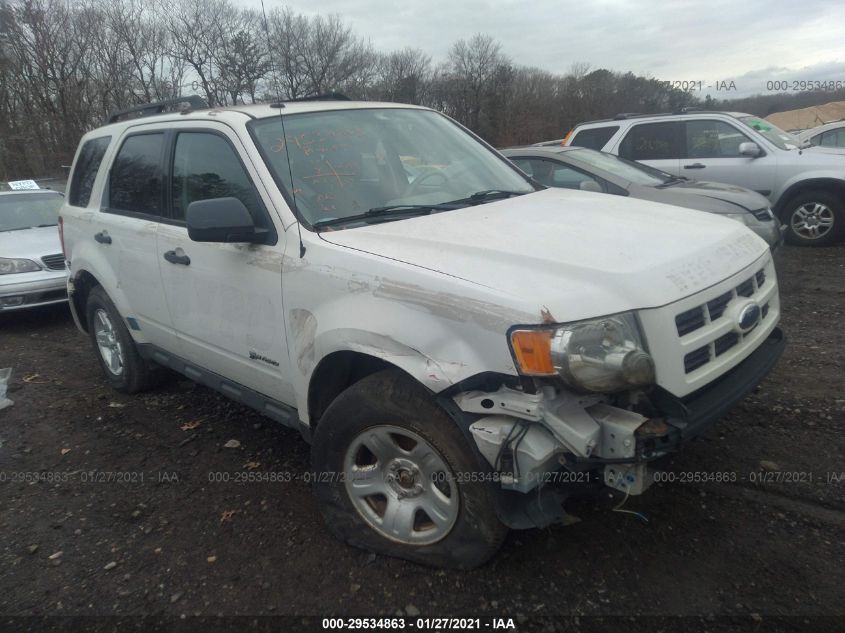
{"left": 58, "top": 216, "right": 66, "bottom": 258}
{"left": 561, "top": 130, "right": 573, "bottom": 145}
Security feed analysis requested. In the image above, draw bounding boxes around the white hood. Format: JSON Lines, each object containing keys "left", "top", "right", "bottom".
{"left": 320, "top": 189, "right": 769, "bottom": 323}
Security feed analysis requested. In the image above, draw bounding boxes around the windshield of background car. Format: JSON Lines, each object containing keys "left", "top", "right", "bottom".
{"left": 250, "top": 108, "right": 534, "bottom": 228}
{"left": 738, "top": 116, "right": 799, "bottom": 150}
{"left": 0, "top": 193, "right": 62, "bottom": 232}
{"left": 565, "top": 148, "right": 670, "bottom": 186}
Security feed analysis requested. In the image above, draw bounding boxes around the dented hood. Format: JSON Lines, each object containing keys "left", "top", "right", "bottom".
{"left": 319, "top": 188, "right": 769, "bottom": 323}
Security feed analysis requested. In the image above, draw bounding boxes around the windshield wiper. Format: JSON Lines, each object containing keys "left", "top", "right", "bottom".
{"left": 311, "top": 191, "right": 530, "bottom": 230}
{"left": 464, "top": 190, "right": 530, "bottom": 203}
{"left": 312, "top": 203, "right": 460, "bottom": 230}
{"left": 656, "top": 176, "right": 688, "bottom": 188}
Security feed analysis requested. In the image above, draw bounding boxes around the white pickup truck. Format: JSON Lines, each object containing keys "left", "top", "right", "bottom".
{"left": 60, "top": 97, "right": 784, "bottom": 568}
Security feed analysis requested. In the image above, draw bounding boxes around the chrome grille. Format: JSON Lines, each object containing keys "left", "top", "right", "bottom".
{"left": 41, "top": 253, "right": 66, "bottom": 270}
{"left": 638, "top": 254, "right": 780, "bottom": 397}
{"left": 674, "top": 268, "right": 766, "bottom": 337}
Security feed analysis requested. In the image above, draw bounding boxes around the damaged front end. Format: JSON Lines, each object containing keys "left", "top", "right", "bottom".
{"left": 445, "top": 327, "right": 785, "bottom": 529}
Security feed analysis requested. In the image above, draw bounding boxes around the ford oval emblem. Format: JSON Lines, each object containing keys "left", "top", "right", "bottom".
{"left": 737, "top": 303, "right": 761, "bottom": 332}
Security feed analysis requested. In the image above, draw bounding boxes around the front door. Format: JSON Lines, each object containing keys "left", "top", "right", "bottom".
{"left": 156, "top": 127, "right": 294, "bottom": 404}
{"left": 680, "top": 119, "right": 777, "bottom": 197}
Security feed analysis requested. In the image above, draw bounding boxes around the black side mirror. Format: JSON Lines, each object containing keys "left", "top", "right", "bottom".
{"left": 186, "top": 197, "right": 261, "bottom": 243}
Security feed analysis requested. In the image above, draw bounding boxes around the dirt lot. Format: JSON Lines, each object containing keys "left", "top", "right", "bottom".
{"left": 1, "top": 243, "right": 844, "bottom": 631}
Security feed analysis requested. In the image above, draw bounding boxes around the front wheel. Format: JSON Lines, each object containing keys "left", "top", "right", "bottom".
{"left": 311, "top": 369, "right": 508, "bottom": 568}
{"left": 782, "top": 190, "right": 844, "bottom": 246}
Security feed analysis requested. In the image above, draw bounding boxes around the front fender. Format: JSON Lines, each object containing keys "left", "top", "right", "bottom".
{"left": 283, "top": 234, "right": 529, "bottom": 423}
{"left": 773, "top": 171, "right": 845, "bottom": 208}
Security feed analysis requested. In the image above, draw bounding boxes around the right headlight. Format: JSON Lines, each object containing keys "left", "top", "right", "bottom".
{"left": 722, "top": 212, "right": 752, "bottom": 226}
{"left": 509, "top": 312, "right": 655, "bottom": 393}
{"left": 0, "top": 257, "right": 42, "bottom": 275}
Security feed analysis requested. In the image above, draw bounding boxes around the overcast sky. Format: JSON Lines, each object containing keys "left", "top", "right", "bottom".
{"left": 242, "top": 0, "right": 845, "bottom": 98}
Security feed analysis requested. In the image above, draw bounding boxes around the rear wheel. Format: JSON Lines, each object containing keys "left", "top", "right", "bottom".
{"left": 85, "top": 286, "right": 164, "bottom": 393}
{"left": 311, "top": 369, "right": 508, "bottom": 568}
{"left": 782, "top": 190, "right": 844, "bottom": 246}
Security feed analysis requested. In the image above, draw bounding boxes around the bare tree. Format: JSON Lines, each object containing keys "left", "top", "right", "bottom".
{"left": 375, "top": 47, "right": 431, "bottom": 103}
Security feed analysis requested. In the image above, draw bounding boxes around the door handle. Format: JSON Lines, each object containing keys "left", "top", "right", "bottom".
{"left": 163, "top": 250, "right": 190, "bottom": 266}
{"left": 683, "top": 163, "right": 706, "bottom": 169}
{"left": 94, "top": 231, "right": 112, "bottom": 244}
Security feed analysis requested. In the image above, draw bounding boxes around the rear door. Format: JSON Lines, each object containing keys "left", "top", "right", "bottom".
{"left": 680, "top": 119, "right": 777, "bottom": 196}
{"left": 616, "top": 121, "right": 682, "bottom": 176}
{"left": 98, "top": 131, "right": 178, "bottom": 350}
{"left": 155, "top": 124, "right": 294, "bottom": 403}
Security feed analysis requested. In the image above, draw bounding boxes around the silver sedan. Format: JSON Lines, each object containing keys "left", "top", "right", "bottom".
{"left": 0, "top": 189, "right": 68, "bottom": 311}
{"left": 502, "top": 146, "right": 783, "bottom": 249}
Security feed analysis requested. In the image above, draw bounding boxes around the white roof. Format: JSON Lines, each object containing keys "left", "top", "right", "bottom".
{"left": 86, "top": 100, "right": 429, "bottom": 139}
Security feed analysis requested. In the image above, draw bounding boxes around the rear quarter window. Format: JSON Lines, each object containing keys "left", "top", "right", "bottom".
{"left": 569, "top": 126, "right": 619, "bottom": 150}
{"left": 68, "top": 136, "right": 111, "bottom": 207}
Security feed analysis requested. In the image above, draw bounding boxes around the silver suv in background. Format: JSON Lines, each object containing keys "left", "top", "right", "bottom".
{"left": 565, "top": 111, "right": 845, "bottom": 246}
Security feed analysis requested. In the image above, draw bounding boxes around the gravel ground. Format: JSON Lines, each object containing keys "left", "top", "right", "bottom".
{"left": 0, "top": 243, "right": 843, "bottom": 631}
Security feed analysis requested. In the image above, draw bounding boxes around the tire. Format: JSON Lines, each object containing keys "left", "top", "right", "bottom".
{"left": 781, "top": 190, "right": 844, "bottom": 246}
{"left": 311, "top": 369, "right": 508, "bottom": 568}
{"left": 85, "top": 286, "right": 164, "bottom": 393}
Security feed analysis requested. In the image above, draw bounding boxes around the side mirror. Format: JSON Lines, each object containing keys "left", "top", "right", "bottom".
{"left": 738, "top": 142, "right": 762, "bottom": 158}
{"left": 579, "top": 180, "right": 603, "bottom": 193}
{"left": 186, "top": 197, "right": 260, "bottom": 243}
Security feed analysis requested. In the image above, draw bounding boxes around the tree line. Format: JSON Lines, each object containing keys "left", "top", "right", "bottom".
{"left": 1, "top": 0, "right": 841, "bottom": 181}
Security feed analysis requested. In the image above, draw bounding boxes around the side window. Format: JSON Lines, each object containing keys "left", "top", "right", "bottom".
{"left": 819, "top": 129, "right": 845, "bottom": 147}
{"left": 109, "top": 134, "right": 164, "bottom": 215}
{"left": 569, "top": 126, "right": 619, "bottom": 150}
{"left": 514, "top": 158, "right": 604, "bottom": 191}
{"left": 685, "top": 120, "right": 752, "bottom": 158}
{"left": 171, "top": 132, "right": 266, "bottom": 226}
{"left": 69, "top": 136, "right": 111, "bottom": 207}
{"left": 618, "top": 123, "right": 679, "bottom": 160}
{"left": 809, "top": 133, "right": 823, "bottom": 146}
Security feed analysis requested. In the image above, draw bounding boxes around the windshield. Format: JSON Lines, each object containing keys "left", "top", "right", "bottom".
{"left": 738, "top": 116, "right": 800, "bottom": 150}
{"left": 0, "top": 192, "right": 62, "bottom": 232}
{"left": 564, "top": 148, "right": 670, "bottom": 186}
{"left": 250, "top": 108, "right": 534, "bottom": 229}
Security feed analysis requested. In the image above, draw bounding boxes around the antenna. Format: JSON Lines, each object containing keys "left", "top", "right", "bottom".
{"left": 260, "top": 0, "right": 306, "bottom": 258}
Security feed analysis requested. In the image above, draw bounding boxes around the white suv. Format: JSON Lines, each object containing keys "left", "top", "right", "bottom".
{"left": 566, "top": 111, "right": 845, "bottom": 246}
{"left": 61, "top": 97, "right": 784, "bottom": 568}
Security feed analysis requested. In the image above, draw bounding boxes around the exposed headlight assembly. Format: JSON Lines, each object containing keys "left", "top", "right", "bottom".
{"left": 509, "top": 312, "right": 655, "bottom": 392}
{"left": 0, "top": 257, "right": 42, "bottom": 275}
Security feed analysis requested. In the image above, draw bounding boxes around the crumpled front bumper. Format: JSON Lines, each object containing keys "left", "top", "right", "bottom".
{"left": 456, "top": 327, "right": 785, "bottom": 502}
{"left": 649, "top": 326, "right": 785, "bottom": 447}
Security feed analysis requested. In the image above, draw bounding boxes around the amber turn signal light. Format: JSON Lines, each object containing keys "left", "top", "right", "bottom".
{"left": 510, "top": 329, "right": 556, "bottom": 375}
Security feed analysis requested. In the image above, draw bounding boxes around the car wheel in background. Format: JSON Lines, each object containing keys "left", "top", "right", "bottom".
{"left": 311, "top": 369, "right": 508, "bottom": 569}
{"left": 782, "top": 190, "right": 844, "bottom": 246}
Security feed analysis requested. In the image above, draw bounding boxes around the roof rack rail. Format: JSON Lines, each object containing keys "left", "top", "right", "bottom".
{"left": 673, "top": 107, "right": 707, "bottom": 115}
{"left": 613, "top": 112, "right": 643, "bottom": 120}
{"left": 288, "top": 92, "right": 351, "bottom": 102}
{"left": 107, "top": 96, "right": 208, "bottom": 124}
